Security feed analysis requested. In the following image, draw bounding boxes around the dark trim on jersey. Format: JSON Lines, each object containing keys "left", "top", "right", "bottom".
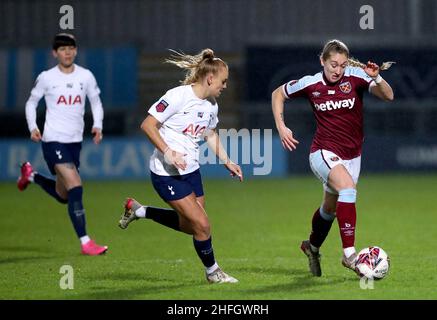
{"left": 283, "top": 83, "right": 291, "bottom": 97}
{"left": 320, "top": 150, "right": 332, "bottom": 169}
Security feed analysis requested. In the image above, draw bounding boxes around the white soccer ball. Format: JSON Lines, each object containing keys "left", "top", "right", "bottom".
{"left": 355, "top": 246, "right": 390, "bottom": 280}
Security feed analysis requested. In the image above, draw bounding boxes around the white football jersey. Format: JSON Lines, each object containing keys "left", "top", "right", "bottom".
{"left": 148, "top": 85, "right": 219, "bottom": 176}
{"left": 25, "top": 64, "right": 102, "bottom": 143}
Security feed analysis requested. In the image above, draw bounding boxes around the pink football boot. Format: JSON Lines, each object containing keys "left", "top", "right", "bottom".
{"left": 17, "top": 162, "right": 34, "bottom": 191}
{"left": 81, "top": 239, "right": 108, "bottom": 256}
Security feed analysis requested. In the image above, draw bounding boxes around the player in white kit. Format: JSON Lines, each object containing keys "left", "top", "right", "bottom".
{"left": 118, "top": 49, "right": 243, "bottom": 283}
{"left": 17, "top": 33, "right": 108, "bottom": 255}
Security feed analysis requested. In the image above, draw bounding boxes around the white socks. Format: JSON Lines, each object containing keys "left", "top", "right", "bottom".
{"left": 80, "top": 235, "right": 91, "bottom": 244}
{"left": 344, "top": 247, "right": 356, "bottom": 258}
{"left": 310, "top": 243, "right": 319, "bottom": 253}
{"left": 135, "top": 206, "right": 146, "bottom": 218}
{"left": 206, "top": 262, "right": 219, "bottom": 275}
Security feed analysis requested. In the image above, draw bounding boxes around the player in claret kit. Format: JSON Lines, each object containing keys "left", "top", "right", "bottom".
{"left": 271, "top": 39, "right": 394, "bottom": 276}
{"left": 18, "top": 33, "right": 108, "bottom": 256}
{"left": 118, "top": 48, "right": 243, "bottom": 284}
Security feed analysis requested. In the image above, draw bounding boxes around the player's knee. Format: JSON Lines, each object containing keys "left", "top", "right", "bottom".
{"left": 322, "top": 203, "right": 336, "bottom": 215}
{"left": 192, "top": 217, "right": 211, "bottom": 238}
{"left": 334, "top": 178, "right": 355, "bottom": 191}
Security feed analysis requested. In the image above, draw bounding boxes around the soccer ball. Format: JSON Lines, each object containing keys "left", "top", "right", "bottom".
{"left": 355, "top": 246, "right": 390, "bottom": 280}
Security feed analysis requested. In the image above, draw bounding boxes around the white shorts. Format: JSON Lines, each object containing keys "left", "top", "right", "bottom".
{"left": 309, "top": 149, "right": 361, "bottom": 195}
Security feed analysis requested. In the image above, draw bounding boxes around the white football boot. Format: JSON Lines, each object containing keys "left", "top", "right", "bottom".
{"left": 118, "top": 198, "right": 141, "bottom": 229}
{"left": 342, "top": 252, "right": 359, "bottom": 275}
{"left": 206, "top": 267, "right": 238, "bottom": 284}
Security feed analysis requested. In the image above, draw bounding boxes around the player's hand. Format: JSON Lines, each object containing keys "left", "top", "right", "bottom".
{"left": 224, "top": 161, "right": 243, "bottom": 182}
{"left": 278, "top": 125, "right": 299, "bottom": 151}
{"left": 164, "top": 147, "right": 187, "bottom": 171}
{"left": 363, "top": 61, "right": 380, "bottom": 79}
{"left": 30, "top": 128, "right": 42, "bottom": 142}
{"left": 92, "top": 127, "right": 103, "bottom": 145}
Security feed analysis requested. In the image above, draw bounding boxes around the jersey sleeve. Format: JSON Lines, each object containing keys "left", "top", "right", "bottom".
{"left": 148, "top": 89, "right": 183, "bottom": 123}
{"left": 208, "top": 105, "right": 219, "bottom": 130}
{"left": 29, "top": 72, "right": 46, "bottom": 100}
{"left": 348, "top": 67, "right": 374, "bottom": 92}
{"left": 282, "top": 76, "right": 310, "bottom": 99}
{"left": 85, "top": 70, "right": 101, "bottom": 98}
{"left": 25, "top": 72, "right": 46, "bottom": 132}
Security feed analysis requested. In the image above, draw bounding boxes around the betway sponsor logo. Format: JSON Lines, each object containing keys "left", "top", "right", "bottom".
{"left": 314, "top": 98, "right": 355, "bottom": 111}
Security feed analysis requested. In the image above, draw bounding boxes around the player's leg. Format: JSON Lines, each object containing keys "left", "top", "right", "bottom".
{"left": 56, "top": 142, "right": 107, "bottom": 255}
{"left": 17, "top": 158, "right": 68, "bottom": 204}
{"left": 309, "top": 191, "right": 338, "bottom": 249}
{"left": 55, "top": 163, "right": 107, "bottom": 255}
{"left": 120, "top": 195, "right": 205, "bottom": 231}
{"left": 120, "top": 169, "right": 205, "bottom": 230}
{"left": 167, "top": 194, "right": 237, "bottom": 283}
{"left": 301, "top": 191, "right": 338, "bottom": 276}
{"left": 120, "top": 170, "right": 236, "bottom": 283}
{"left": 300, "top": 151, "right": 337, "bottom": 276}
{"left": 196, "top": 195, "right": 205, "bottom": 209}
{"left": 55, "top": 163, "right": 83, "bottom": 237}
{"left": 327, "top": 163, "right": 359, "bottom": 272}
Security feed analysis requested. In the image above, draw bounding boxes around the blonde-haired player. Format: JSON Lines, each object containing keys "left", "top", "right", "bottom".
{"left": 272, "top": 39, "right": 394, "bottom": 276}
{"left": 119, "top": 49, "right": 242, "bottom": 283}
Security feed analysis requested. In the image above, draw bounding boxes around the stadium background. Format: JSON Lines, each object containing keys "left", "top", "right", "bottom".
{"left": 1, "top": 0, "right": 437, "bottom": 302}
{"left": 1, "top": 0, "right": 436, "bottom": 179}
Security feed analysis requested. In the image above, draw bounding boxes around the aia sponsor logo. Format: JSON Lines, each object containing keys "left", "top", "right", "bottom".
{"left": 183, "top": 124, "right": 206, "bottom": 137}
{"left": 57, "top": 95, "right": 82, "bottom": 105}
{"left": 339, "top": 81, "right": 352, "bottom": 93}
{"left": 156, "top": 100, "right": 169, "bottom": 112}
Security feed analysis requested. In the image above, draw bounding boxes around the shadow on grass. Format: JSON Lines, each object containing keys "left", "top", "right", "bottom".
{"left": 0, "top": 245, "right": 58, "bottom": 264}
{"left": 73, "top": 271, "right": 202, "bottom": 299}
{"left": 233, "top": 266, "right": 307, "bottom": 277}
{"left": 74, "top": 284, "right": 193, "bottom": 300}
{"left": 233, "top": 266, "right": 349, "bottom": 295}
{"left": 0, "top": 245, "right": 51, "bottom": 253}
{"left": 0, "top": 255, "right": 56, "bottom": 265}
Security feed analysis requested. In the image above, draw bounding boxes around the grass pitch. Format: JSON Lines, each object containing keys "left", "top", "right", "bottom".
{"left": 1, "top": 174, "right": 436, "bottom": 300}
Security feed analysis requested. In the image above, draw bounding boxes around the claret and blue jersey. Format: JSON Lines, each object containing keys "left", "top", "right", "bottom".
{"left": 283, "top": 66, "right": 376, "bottom": 160}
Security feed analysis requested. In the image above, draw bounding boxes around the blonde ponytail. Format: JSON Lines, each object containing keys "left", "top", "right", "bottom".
{"left": 165, "top": 48, "right": 227, "bottom": 85}
{"left": 348, "top": 57, "right": 396, "bottom": 71}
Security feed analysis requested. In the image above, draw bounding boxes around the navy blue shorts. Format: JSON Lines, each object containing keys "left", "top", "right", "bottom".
{"left": 41, "top": 142, "right": 82, "bottom": 175}
{"left": 150, "top": 169, "right": 204, "bottom": 202}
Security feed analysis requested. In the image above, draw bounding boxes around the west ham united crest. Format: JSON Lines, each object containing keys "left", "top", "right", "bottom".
{"left": 339, "top": 81, "right": 352, "bottom": 94}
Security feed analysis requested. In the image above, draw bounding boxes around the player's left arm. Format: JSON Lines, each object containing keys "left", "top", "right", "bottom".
{"left": 204, "top": 129, "right": 243, "bottom": 182}
{"left": 86, "top": 71, "right": 104, "bottom": 144}
{"left": 364, "top": 61, "right": 394, "bottom": 101}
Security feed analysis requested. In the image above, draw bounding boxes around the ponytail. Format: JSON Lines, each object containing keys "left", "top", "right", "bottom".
{"left": 165, "top": 48, "right": 227, "bottom": 85}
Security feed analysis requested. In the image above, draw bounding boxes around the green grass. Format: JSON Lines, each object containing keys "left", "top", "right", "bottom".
{"left": 1, "top": 174, "right": 436, "bottom": 299}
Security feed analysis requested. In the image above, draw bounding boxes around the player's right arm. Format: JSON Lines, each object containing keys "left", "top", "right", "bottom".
{"left": 25, "top": 73, "right": 46, "bottom": 142}
{"left": 141, "top": 115, "right": 187, "bottom": 171}
{"left": 271, "top": 85, "right": 300, "bottom": 151}
{"left": 142, "top": 91, "right": 187, "bottom": 170}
